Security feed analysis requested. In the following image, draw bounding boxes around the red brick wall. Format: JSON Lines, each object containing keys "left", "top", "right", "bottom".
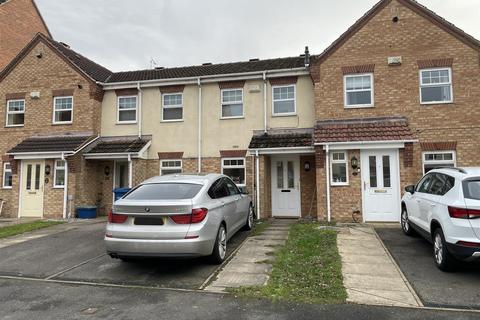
{"left": 0, "top": 0, "right": 51, "bottom": 70}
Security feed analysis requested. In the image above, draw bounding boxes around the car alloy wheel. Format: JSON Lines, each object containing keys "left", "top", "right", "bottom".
{"left": 248, "top": 206, "right": 254, "bottom": 229}
{"left": 218, "top": 227, "right": 227, "bottom": 260}
{"left": 401, "top": 209, "right": 409, "bottom": 233}
{"left": 434, "top": 232, "right": 443, "bottom": 265}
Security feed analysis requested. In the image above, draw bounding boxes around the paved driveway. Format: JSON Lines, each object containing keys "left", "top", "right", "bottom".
{"left": 376, "top": 227, "right": 480, "bottom": 309}
{"left": 0, "top": 222, "right": 248, "bottom": 289}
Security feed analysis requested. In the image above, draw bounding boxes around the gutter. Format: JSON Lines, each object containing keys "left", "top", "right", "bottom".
{"left": 61, "top": 152, "right": 69, "bottom": 219}
{"left": 325, "top": 144, "right": 331, "bottom": 222}
{"left": 137, "top": 82, "right": 142, "bottom": 138}
{"left": 263, "top": 71, "right": 267, "bottom": 133}
{"left": 197, "top": 78, "right": 202, "bottom": 173}
{"left": 255, "top": 150, "right": 261, "bottom": 220}
{"left": 314, "top": 139, "right": 418, "bottom": 146}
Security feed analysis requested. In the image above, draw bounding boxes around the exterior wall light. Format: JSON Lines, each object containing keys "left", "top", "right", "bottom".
{"left": 45, "top": 165, "right": 51, "bottom": 175}
{"left": 304, "top": 161, "right": 311, "bottom": 172}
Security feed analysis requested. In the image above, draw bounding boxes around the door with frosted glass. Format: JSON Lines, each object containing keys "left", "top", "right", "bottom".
{"left": 20, "top": 160, "right": 45, "bottom": 217}
{"left": 271, "top": 155, "right": 301, "bottom": 217}
{"left": 360, "top": 150, "right": 400, "bottom": 222}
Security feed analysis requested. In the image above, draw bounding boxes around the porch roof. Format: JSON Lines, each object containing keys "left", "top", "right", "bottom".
{"left": 248, "top": 128, "right": 313, "bottom": 149}
{"left": 314, "top": 116, "right": 415, "bottom": 144}
{"left": 7, "top": 134, "right": 94, "bottom": 154}
{"left": 83, "top": 136, "right": 151, "bottom": 158}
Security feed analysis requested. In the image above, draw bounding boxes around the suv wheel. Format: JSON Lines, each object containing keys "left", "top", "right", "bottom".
{"left": 401, "top": 207, "right": 414, "bottom": 236}
{"left": 433, "top": 228, "right": 456, "bottom": 272}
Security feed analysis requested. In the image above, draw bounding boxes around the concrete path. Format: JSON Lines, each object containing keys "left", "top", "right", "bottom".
{"left": 337, "top": 225, "right": 422, "bottom": 308}
{"left": 205, "top": 219, "right": 295, "bottom": 292}
{"left": 0, "top": 218, "right": 106, "bottom": 249}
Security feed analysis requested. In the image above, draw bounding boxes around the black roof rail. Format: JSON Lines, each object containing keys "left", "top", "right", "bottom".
{"left": 436, "top": 167, "right": 467, "bottom": 174}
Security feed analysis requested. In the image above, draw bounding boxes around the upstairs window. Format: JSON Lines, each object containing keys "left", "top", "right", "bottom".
{"left": 423, "top": 151, "right": 455, "bottom": 174}
{"left": 221, "top": 89, "right": 243, "bottom": 118}
{"left": 3, "top": 162, "right": 12, "bottom": 189}
{"left": 6, "top": 99, "right": 25, "bottom": 127}
{"left": 344, "top": 74, "right": 373, "bottom": 107}
{"left": 54, "top": 160, "right": 66, "bottom": 188}
{"left": 330, "top": 151, "right": 348, "bottom": 186}
{"left": 160, "top": 160, "right": 182, "bottom": 175}
{"left": 53, "top": 96, "right": 73, "bottom": 124}
{"left": 162, "top": 93, "right": 183, "bottom": 121}
{"left": 222, "top": 158, "right": 246, "bottom": 186}
{"left": 420, "top": 68, "right": 452, "bottom": 104}
{"left": 117, "top": 96, "right": 137, "bottom": 123}
{"left": 272, "top": 85, "right": 295, "bottom": 115}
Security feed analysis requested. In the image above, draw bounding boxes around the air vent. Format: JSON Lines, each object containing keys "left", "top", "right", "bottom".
{"left": 155, "top": 67, "right": 164, "bottom": 70}
{"left": 59, "top": 42, "right": 70, "bottom": 49}
{"left": 249, "top": 58, "right": 259, "bottom": 62}
{"left": 202, "top": 63, "right": 212, "bottom": 66}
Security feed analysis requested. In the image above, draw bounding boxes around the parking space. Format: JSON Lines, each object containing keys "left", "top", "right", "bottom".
{"left": 0, "top": 222, "right": 248, "bottom": 289}
{"left": 376, "top": 227, "right": 480, "bottom": 309}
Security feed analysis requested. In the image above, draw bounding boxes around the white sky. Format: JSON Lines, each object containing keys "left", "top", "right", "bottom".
{"left": 35, "top": 0, "right": 480, "bottom": 72}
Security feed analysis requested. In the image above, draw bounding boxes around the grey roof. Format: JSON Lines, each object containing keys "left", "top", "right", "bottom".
{"left": 106, "top": 56, "right": 307, "bottom": 83}
{"left": 84, "top": 136, "right": 150, "bottom": 154}
{"left": 249, "top": 128, "right": 313, "bottom": 149}
{"left": 8, "top": 134, "right": 93, "bottom": 154}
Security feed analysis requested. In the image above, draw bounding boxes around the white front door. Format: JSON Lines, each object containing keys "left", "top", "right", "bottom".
{"left": 361, "top": 149, "right": 400, "bottom": 222}
{"left": 20, "top": 160, "right": 45, "bottom": 217}
{"left": 271, "top": 155, "right": 301, "bottom": 217}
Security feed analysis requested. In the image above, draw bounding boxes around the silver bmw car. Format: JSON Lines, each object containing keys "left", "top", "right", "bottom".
{"left": 105, "top": 173, "right": 254, "bottom": 264}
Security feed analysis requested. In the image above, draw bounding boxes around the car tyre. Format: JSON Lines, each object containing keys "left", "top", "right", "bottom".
{"left": 242, "top": 204, "right": 254, "bottom": 231}
{"left": 433, "top": 228, "right": 456, "bottom": 272}
{"left": 210, "top": 224, "right": 227, "bottom": 265}
{"left": 401, "top": 206, "right": 415, "bottom": 236}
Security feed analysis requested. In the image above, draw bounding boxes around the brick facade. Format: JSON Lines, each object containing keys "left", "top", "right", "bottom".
{"left": 310, "top": 0, "right": 480, "bottom": 221}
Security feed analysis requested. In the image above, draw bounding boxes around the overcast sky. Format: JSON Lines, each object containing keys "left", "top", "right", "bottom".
{"left": 35, "top": 0, "right": 480, "bottom": 72}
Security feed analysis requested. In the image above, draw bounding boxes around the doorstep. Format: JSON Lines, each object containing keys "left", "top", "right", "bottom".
{"left": 337, "top": 225, "right": 422, "bottom": 308}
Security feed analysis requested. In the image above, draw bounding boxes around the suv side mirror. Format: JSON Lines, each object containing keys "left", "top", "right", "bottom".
{"left": 239, "top": 186, "right": 249, "bottom": 195}
{"left": 405, "top": 185, "right": 415, "bottom": 194}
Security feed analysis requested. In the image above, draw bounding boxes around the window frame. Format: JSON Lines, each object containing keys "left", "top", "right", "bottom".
{"left": 220, "top": 88, "right": 244, "bottom": 119}
{"left": 6, "top": 99, "right": 25, "bottom": 127}
{"left": 160, "top": 159, "right": 183, "bottom": 175}
{"left": 330, "top": 151, "right": 349, "bottom": 186}
{"left": 221, "top": 157, "right": 246, "bottom": 187}
{"left": 52, "top": 96, "right": 74, "bottom": 125}
{"left": 272, "top": 84, "right": 296, "bottom": 116}
{"left": 53, "top": 160, "right": 66, "bottom": 188}
{"left": 161, "top": 92, "right": 184, "bottom": 122}
{"left": 343, "top": 73, "right": 374, "bottom": 108}
{"left": 422, "top": 151, "right": 456, "bottom": 175}
{"left": 117, "top": 95, "right": 138, "bottom": 124}
{"left": 419, "top": 67, "right": 453, "bottom": 105}
{"left": 2, "top": 162, "right": 12, "bottom": 189}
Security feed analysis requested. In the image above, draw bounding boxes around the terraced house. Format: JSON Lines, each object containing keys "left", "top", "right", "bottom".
{"left": 1, "top": 0, "right": 479, "bottom": 223}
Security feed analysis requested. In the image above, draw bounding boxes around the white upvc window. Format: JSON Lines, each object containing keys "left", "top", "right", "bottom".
{"left": 160, "top": 160, "right": 182, "bottom": 175}
{"left": 272, "top": 85, "right": 296, "bottom": 116}
{"left": 422, "top": 151, "right": 456, "bottom": 174}
{"left": 117, "top": 96, "right": 137, "bottom": 123}
{"left": 221, "top": 89, "right": 243, "bottom": 119}
{"left": 419, "top": 68, "right": 453, "bottom": 104}
{"left": 54, "top": 160, "right": 66, "bottom": 188}
{"left": 162, "top": 93, "right": 183, "bottom": 121}
{"left": 222, "top": 158, "right": 246, "bottom": 186}
{"left": 53, "top": 96, "right": 73, "bottom": 124}
{"left": 330, "top": 151, "right": 348, "bottom": 186}
{"left": 344, "top": 73, "right": 374, "bottom": 107}
{"left": 6, "top": 99, "right": 25, "bottom": 127}
{"left": 2, "top": 162, "right": 12, "bottom": 189}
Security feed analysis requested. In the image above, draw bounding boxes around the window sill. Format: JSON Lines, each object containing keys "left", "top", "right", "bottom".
{"left": 272, "top": 113, "right": 297, "bottom": 117}
{"left": 344, "top": 104, "right": 374, "bottom": 109}
{"left": 420, "top": 101, "right": 454, "bottom": 106}
{"left": 52, "top": 122, "right": 73, "bottom": 126}
{"left": 53, "top": 186, "right": 65, "bottom": 189}
{"left": 5, "top": 125, "right": 24, "bottom": 128}
{"left": 331, "top": 183, "right": 349, "bottom": 187}
{"left": 220, "top": 116, "right": 244, "bottom": 120}
{"left": 2, "top": 187, "right": 12, "bottom": 189}
{"left": 116, "top": 121, "right": 138, "bottom": 125}
{"left": 161, "top": 119, "right": 184, "bottom": 123}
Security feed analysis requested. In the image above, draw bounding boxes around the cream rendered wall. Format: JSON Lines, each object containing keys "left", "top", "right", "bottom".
{"left": 100, "top": 75, "right": 315, "bottom": 159}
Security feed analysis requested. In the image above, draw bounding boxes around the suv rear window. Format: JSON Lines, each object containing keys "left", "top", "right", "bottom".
{"left": 463, "top": 179, "right": 480, "bottom": 200}
{"left": 123, "top": 183, "right": 202, "bottom": 200}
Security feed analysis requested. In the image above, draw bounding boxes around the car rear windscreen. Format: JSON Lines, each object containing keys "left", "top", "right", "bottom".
{"left": 463, "top": 180, "right": 480, "bottom": 200}
{"left": 123, "top": 183, "right": 203, "bottom": 200}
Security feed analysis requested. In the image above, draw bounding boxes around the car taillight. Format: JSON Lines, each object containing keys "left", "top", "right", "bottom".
{"left": 448, "top": 206, "right": 480, "bottom": 219}
{"left": 456, "top": 241, "right": 480, "bottom": 247}
{"left": 171, "top": 208, "right": 208, "bottom": 224}
{"left": 108, "top": 210, "right": 128, "bottom": 224}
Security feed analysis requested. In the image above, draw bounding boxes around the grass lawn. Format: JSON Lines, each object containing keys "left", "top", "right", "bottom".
{"left": 0, "top": 220, "right": 64, "bottom": 239}
{"left": 233, "top": 222, "right": 347, "bottom": 304}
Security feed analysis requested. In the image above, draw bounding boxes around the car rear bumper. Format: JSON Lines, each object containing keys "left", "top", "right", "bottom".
{"left": 105, "top": 236, "right": 215, "bottom": 258}
{"left": 446, "top": 243, "right": 480, "bottom": 260}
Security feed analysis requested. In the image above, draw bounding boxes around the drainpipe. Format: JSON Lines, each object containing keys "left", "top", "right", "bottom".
{"left": 255, "top": 150, "right": 261, "bottom": 220}
{"left": 137, "top": 82, "right": 142, "bottom": 139}
{"left": 325, "top": 144, "right": 331, "bottom": 222}
{"left": 128, "top": 154, "right": 133, "bottom": 188}
{"left": 197, "top": 78, "right": 202, "bottom": 173}
{"left": 263, "top": 71, "right": 267, "bottom": 133}
{"left": 61, "top": 152, "right": 69, "bottom": 219}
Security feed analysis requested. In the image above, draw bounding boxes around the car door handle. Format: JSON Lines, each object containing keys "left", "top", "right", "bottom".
{"left": 430, "top": 203, "right": 436, "bottom": 207}
{"left": 234, "top": 196, "right": 240, "bottom": 201}
{"left": 220, "top": 201, "right": 225, "bottom": 207}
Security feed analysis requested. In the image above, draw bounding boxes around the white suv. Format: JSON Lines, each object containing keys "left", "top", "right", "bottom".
{"left": 401, "top": 167, "right": 480, "bottom": 271}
